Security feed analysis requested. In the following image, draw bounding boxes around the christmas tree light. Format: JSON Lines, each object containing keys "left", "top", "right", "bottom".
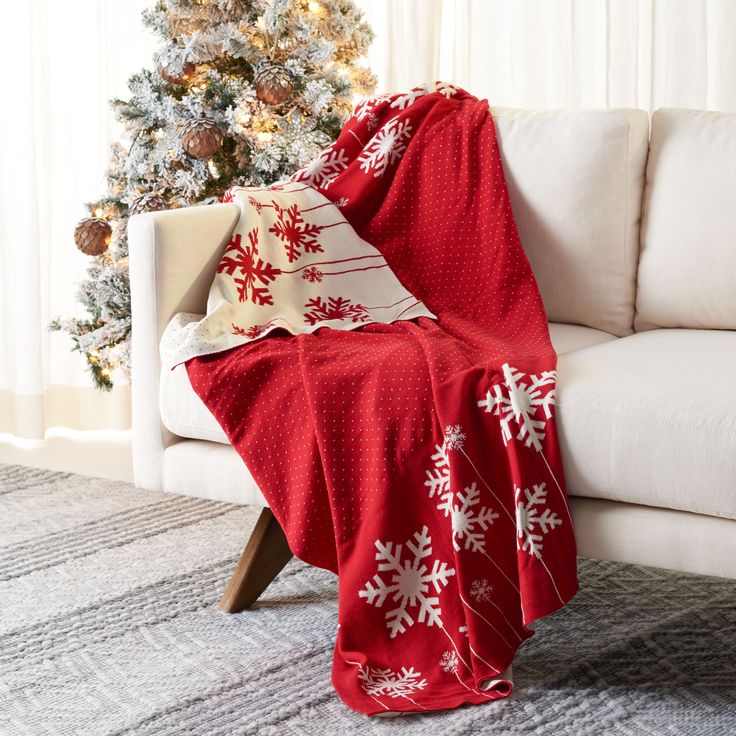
{"left": 51, "top": 0, "right": 375, "bottom": 390}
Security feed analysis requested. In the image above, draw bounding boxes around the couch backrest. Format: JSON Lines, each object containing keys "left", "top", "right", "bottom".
{"left": 492, "top": 107, "right": 649, "bottom": 337}
{"left": 636, "top": 109, "right": 736, "bottom": 331}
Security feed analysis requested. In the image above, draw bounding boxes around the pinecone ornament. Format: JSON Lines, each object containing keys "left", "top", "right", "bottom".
{"left": 255, "top": 65, "right": 294, "bottom": 106}
{"left": 129, "top": 193, "right": 169, "bottom": 216}
{"left": 74, "top": 218, "right": 112, "bottom": 256}
{"left": 181, "top": 119, "right": 224, "bottom": 158}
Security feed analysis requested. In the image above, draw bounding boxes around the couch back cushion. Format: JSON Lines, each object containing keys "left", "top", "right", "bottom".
{"left": 492, "top": 107, "right": 649, "bottom": 337}
{"left": 635, "top": 109, "right": 736, "bottom": 331}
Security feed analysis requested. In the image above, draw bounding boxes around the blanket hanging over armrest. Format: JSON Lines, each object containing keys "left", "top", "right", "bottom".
{"left": 175, "top": 82, "right": 578, "bottom": 716}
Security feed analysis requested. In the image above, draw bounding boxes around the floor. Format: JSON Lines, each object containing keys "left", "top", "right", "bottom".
{"left": 0, "top": 428, "right": 133, "bottom": 482}
{"left": 4, "top": 464, "right": 735, "bottom": 735}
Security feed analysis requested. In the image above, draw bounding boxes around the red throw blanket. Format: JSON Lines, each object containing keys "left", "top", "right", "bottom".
{"left": 186, "top": 83, "right": 578, "bottom": 716}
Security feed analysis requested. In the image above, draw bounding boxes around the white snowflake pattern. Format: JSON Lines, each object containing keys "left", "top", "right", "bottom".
{"left": 334, "top": 196, "right": 350, "bottom": 208}
{"left": 447, "top": 483, "right": 499, "bottom": 553}
{"left": 434, "top": 81, "right": 459, "bottom": 98}
{"left": 469, "top": 578, "right": 494, "bottom": 603}
{"left": 390, "top": 83, "right": 432, "bottom": 110}
{"left": 424, "top": 441, "right": 451, "bottom": 504}
{"left": 444, "top": 424, "right": 466, "bottom": 451}
{"left": 515, "top": 482, "right": 562, "bottom": 559}
{"left": 291, "top": 146, "right": 348, "bottom": 189}
{"left": 477, "top": 363, "right": 557, "bottom": 452}
{"left": 358, "top": 118, "right": 413, "bottom": 177}
{"left": 352, "top": 93, "right": 391, "bottom": 123}
{"left": 357, "top": 664, "right": 428, "bottom": 700}
{"left": 439, "top": 650, "right": 459, "bottom": 674}
{"left": 359, "top": 526, "right": 456, "bottom": 638}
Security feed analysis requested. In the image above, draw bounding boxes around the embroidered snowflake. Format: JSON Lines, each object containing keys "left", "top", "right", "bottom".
{"left": 435, "top": 81, "right": 459, "bottom": 98}
{"left": 444, "top": 424, "right": 466, "bottom": 451}
{"left": 424, "top": 441, "right": 451, "bottom": 508}
{"left": 359, "top": 526, "right": 456, "bottom": 638}
{"left": 439, "top": 650, "right": 459, "bottom": 674}
{"left": 470, "top": 578, "right": 493, "bottom": 603}
{"left": 268, "top": 202, "right": 324, "bottom": 263}
{"left": 477, "top": 363, "right": 557, "bottom": 452}
{"left": 459, "top": 624, "right": 469, "bottom": 637}
{"left": 335, "top": 196, "right": 350, "bottom": 208}
{"left": 358, "top": 118, "right": 413, "bottom": 177}
{"left": 301, "top": 266, "right": 324, "bottom": 283}
{"left": 291, "top": 146, "right": 349, "bottom": 189}
{"left": 352, "top": 93, "right": 391, "bottom": 123}
{"left": 248, "top": 196, "right": 266, "bottom": 213}
{"left": 303, "top": 296, "right": 369, "bottom": 326}
{"left": 390, "top": 83, "right": 432, "bottom": 110}
{"left": 515, "top": 482, "right": 562, "bottom": 559}
{"left": 357, "top": 665, "right": 427, "bottom": 700}
{"left": 447, "top": 483, "right": 499, "bottom": 553}
{"left": 217, "top": 229, "right": 281, "bottom": 305}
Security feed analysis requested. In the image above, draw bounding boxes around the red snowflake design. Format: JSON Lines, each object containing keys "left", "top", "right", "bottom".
{"left": 217, "top": 228, "right": 281, "bottom": 305}
{"left": 301, "top": 266, "right": 324, "bottom": 283}
{"left": 268, "top": 202, "right": 324, "bottom": 263}
{"left": 303, "top": 296, "right": 370, "bottom": 326}
{"left": 231, "top": 320, "right": 277, "bottom": 339}
{"left": 248, "top": 196, "right": 265, "bottom": 213}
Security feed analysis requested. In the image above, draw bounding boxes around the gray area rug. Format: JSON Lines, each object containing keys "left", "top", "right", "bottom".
{"left": 1, "top": 463, "right": 734, "bottom": 735}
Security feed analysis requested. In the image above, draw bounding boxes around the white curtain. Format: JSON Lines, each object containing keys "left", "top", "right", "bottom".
{"left": 358, "top": 0, "right": 736, "bottom": 112}
{"left": 3, "top": 0, "right": 736, "bottom": 439}
{"left": 0, "top": 0, "right": 156, "bottom": 438}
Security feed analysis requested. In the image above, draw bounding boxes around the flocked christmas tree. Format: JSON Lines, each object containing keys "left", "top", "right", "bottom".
{"left": 51, "top": 0, "right": 375, "bottom": 390}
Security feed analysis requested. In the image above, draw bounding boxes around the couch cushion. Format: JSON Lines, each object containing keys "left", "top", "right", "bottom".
{"left": 548, "top": 323, "right": 617, "bottom": 354}
{"left": 160, "top": 321, "right": 615, "bottom": 444}
{"left": 160, "top": 363, "right": 229, "bottom": 445}
{"left": 636, "top": 109, "right": 736, "bottom": 331}
{"left": 492, "top": 108, "right": 649, "bottom": 337}
{"left": 557, "top": 329, "right": 736, "bottom": 520}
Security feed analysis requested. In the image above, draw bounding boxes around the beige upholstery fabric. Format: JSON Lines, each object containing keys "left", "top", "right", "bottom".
{"left": 492, "top": 108, "right": 649, "bottom": 337}
{"left": 160, "top": 364, "right": 228, "bottom": 445}
{"left": 129, "top": 203, "right": 239, "bottom": 490}
{"left": 163, "top": 440, "right": 264, "bottom": 505}
{"left": 636, "top": 109, "right": 736, "bottom": 331}
{"left": 571, "top": 498, "right": 736, "bottom": 580}
{"left": 557, "top": 328, "right": 736, "bottom": 520}
{"left": 547, "top": 323, "right": 617, "bottom": 355}
{"left": 159, "top": 322, "right": 617, "bottom": 446}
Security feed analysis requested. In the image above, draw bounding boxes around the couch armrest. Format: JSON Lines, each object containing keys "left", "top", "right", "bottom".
{"left": 128, "top": 203, "right": 240, "bottom": 490}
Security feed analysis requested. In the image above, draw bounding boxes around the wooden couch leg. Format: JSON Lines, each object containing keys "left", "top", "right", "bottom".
{"left": 219, "top": 507, "right": 293, "bottom": 613}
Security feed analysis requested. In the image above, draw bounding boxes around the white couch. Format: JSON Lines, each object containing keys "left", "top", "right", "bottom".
{"left": 129, "top": 107, "right": 736, "bottom": 581}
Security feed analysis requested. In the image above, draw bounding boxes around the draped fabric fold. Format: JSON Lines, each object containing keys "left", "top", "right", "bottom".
{"left": 184, "top": 84, "right": 578, "bottom": 715}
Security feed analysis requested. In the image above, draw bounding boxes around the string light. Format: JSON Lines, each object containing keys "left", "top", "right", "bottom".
{"left": 257, "top": 131, "right": 274, "bottom": 143}
{"left": 308, "top": 1, "right": 321, "bottom": 13}
{"left": 94, "top": 208, "right": 104, "bottom": 218}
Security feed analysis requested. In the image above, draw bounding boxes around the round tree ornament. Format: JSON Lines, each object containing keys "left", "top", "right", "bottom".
{"left": 158, "top": 60, "right": 196, "bottom": 85}
{"left": 255, "top": 65, "right": 294, "bottom": 106}
{"left": 129, "top": 193, "right": 169, "bottom": 216}
{"left": 181, "top": 119, "right": 224, "bottom": 158}
{"left": 74, "top": 218, "right": 112, "bottom": 256}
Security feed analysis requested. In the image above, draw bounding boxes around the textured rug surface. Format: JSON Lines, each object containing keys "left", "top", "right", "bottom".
{"left": 1, "top": 463, "right": 735, "bottom": 736}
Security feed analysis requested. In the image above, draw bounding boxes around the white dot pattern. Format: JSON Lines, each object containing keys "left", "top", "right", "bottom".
{"left": 186, "top": 85, "right": 577, "bottom": 716}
